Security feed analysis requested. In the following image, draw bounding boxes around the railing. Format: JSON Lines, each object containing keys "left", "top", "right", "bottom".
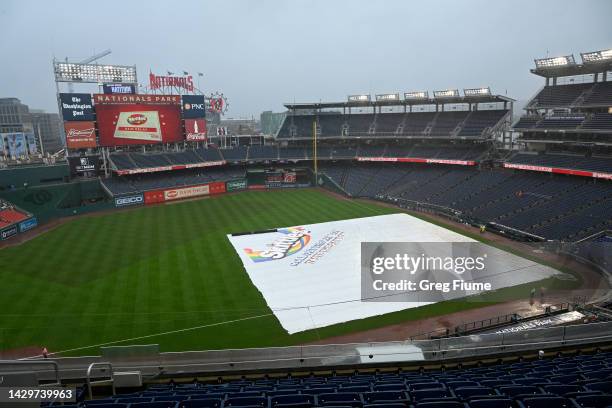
{"left": 4, "top": 321, "right": 611, "bottom": 382}
{"left": 86, "top": 362, "right": 114, "bottom": 399}
{"left": 0, "top": 360, "right": 61, "bottom": 386}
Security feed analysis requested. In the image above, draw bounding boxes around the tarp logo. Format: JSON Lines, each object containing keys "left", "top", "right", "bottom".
{"left": 244, "top": 227, "right": 311, "bottom": 263}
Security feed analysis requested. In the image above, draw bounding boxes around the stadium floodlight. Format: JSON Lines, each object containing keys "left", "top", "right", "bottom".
{"left": 348, "top": 94, "right": 371, "bottom": 102}
{"left": 464, "top": 87, "right": 491, "bottom": 97}
{"left": 404, "top": 91, "right": 428, "bottom": 100}
{"left": 580, "top": 48, "right": 612, "bottom": 63}
{"left": 375, "top": 93, "right": 400, "bottom": 101}
{"left": 433, "top": 89, "right": 460, "bottom": 99}
{"left": 534, "top": 55, "right": 576, "bottom": 69}
{"left": 53, "top": 61, "right": 137, "bottom": 84}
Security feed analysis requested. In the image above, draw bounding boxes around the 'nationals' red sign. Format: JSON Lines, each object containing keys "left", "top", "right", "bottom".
{"left": 149, "top": 72, "right": 194, "bottom": 92}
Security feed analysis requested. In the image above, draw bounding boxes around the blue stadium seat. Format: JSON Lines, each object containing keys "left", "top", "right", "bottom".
{"left": 497, "top": 385, "right": 542, "bottom": 397}
{"left": 409, "top": 382, "right": 443, "bottom": 390}
{"left": 228, "top": 391, "right": 263, "bottom": 398}
{"left": 224, "top": 396, "right": 268, "bottom": 407}
{"left": 270, "top": 394, "right": 315, "bottom": 406}
{"left": 468, "top": 399, "right": 513, "bottom": 408}
{"left": 516, "top": 396, "right": 574, "bottom": 408}
{"left": 416, "top": 401, "right": 463, "bottom": 408}
{"left": 84, "top": 404, "right": 128, "bottom": 408}
{"left": 317, "top": 392, "right": 362, "bottom": 406}
{"left": 479, "top": 380, "right": 515, "bottom": 388}
{"left": 542, "top": 384, "right": 583, "bottom": 396}
{"left": 178, "top": 398, "right": 222, "bottom": 408}
{"left": 585, "top": 382, "right": 612, "bottom": 392}
{"left": 446, "top": 381, "right": 480, "bottom": 389}
{"left": 373, "top": 383, "right": 406, "bottom": 391}
{"left": 84, "top": 401, "right": 122, "bottom": 407}
{"left": 411, "top": 389, "right": 452, "bottom": 401}
{"left": 267, "top": 389, "right": 299, "bottom": 397}
{"left": 453, "top": 386, "right": 497, "bottom": 399}
{"left": 130, "top": 402, "right": 179, "bottom": 408}
{"left": 573, "top": 394, "right": 612, "bottom": 408}
{"left": 305, "top": 387, "right": 336, "bottom": 395}
{"left": 341, "top": 385, "right": 371, "bottom": 393}
{"left": 362, "top": 391, "right": 409, "bottom": 404}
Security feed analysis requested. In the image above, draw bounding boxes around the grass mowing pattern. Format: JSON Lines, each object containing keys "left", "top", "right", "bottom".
{"left": 0, "top": 189, "right": 573, "bottom": 356}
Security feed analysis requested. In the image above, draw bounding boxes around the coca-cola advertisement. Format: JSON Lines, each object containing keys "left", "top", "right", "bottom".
{"left": 185, "top": 119, "right": 207, "bottom": 141}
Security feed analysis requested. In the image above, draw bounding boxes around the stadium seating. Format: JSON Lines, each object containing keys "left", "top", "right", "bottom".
{"left": 277, "top": 110, "right": 508, "bottom": 139}
{"left": 219, "top": 147, "right": 248, "bottom": 162}
{"left": 109, "top": 148, "right": 225, "bottom": 172}
{"left": 507, "top": 153, "right": 612, "bottom": 174}
{"left": 102, "top": 167, "right": 246, "bottom": 195}
{"left": 321, "top": 162, "right": 612, "bottom": 241}
{"left": 528, "top": 83, "right": 593, "bottom": 108}
{"left": 582, "top": 113, "right": 612, "bottom": 131}
{"left": 458, "top": 110, "right": 508, "bottom": 137}
{"left": 513, "top": 116, "right": 541, "bottom": 130}
{"left": 582, "top": 81, "right": 612, "bottom": 106}
{"left": 72, "top": 350, "right": 612, "bottom": 408}
{"left": 534, "top": 115, "right": 585, "bottom": 130}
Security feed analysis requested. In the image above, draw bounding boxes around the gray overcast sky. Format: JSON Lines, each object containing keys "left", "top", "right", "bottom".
{"left": 1, "top": 0, "right": 611, "bottom": 118}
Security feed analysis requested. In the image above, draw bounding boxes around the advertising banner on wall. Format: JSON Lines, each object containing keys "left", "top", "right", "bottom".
{"left": 26, "top": 133, "right": 38, "bottom": 154}
{"left": 185, "top": 118, "right": 207, "bottom": 141}
{"left": 102, "top": 83, "right": 136, "bottom": 94}
{"left": 6, "top": 133, "right": 26, "bottom": 157}
{"left": 96, "top": 104, "right": 182, "bottom": 146}
{"left": 163, "top": 183, "right": 225, "bottom": 201}
{"left": 164, "top": 184, "right": 210, "bottom": 201}
{"left": 18, "top": 217, "right": 38, "bottom": 233}
{"left": 64, "top": 121, "right": 97, "bottom": 149}
{"left": 1, "top": 225, "right": 18, "bottom": 240}
{"left": 59, "top": 93, "right": 94, "bottom": 121}
{"left": 182, "top": 95, "right": 206, "bottom": 118}
{"left": 144, "top": 182, "right": 226, "bottom": 204}
{"left": 115, "top": 194, "right": 144, "bottom": 207}
{"left": 226, "top": 179, "right": 247, "bottom": 192}
{"left": 68, "top": 156, "right": 99, "bottom": 175}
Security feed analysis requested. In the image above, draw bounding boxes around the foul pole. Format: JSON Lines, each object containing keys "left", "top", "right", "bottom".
{"left": 312, "top": 119, "right": 318, "bottom": 181}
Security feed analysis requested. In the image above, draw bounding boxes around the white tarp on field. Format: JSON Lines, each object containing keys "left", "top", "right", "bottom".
{"left": 227, "top": 213, "right": 559, "bottom": 334}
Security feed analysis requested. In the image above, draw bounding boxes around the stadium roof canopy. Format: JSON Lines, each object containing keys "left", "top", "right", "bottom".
{"left": 284, "top": 94, "right": 513, "bottom": 110}
{"left": 531, "top": 49, "right": 612, "bottom": 78}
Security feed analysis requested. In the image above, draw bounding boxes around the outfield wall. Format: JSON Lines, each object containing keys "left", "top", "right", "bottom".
{"left": 0, "top": 180, "right": 113, "bottom": 224}
{"left": 0, "top": 164, "right": 69, "bottom": 189}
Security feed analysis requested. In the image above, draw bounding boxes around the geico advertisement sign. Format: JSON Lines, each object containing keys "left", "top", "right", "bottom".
{"left": 115, "top": 194, "right": 144, "bottom": 207}
{"left": 164, "top": 184, "right": 210, "bottom": 201}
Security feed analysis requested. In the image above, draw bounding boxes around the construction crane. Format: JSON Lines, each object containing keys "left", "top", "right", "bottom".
{"left": 79, "top": 49, "right": 112, "bottom": 64}
{"left": 67, "top": 49, "right": 112, "bottom": 92}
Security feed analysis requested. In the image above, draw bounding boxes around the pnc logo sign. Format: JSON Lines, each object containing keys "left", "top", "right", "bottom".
{"left": 184, "top": 102, "right": 205, "bottom": 110}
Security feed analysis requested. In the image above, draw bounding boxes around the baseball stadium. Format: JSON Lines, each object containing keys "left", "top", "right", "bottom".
{"left": 1, "top": 2, "right": 612, "bottom": 408}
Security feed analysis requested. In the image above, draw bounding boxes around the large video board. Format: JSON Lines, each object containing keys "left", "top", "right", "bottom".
{"left": 95, "top": 102, "right": 182, "bottom": 146}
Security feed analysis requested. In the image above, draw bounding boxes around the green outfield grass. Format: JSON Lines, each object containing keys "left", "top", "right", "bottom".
{"left": 0, "top": 189, "right": 576, "bottom": 356}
